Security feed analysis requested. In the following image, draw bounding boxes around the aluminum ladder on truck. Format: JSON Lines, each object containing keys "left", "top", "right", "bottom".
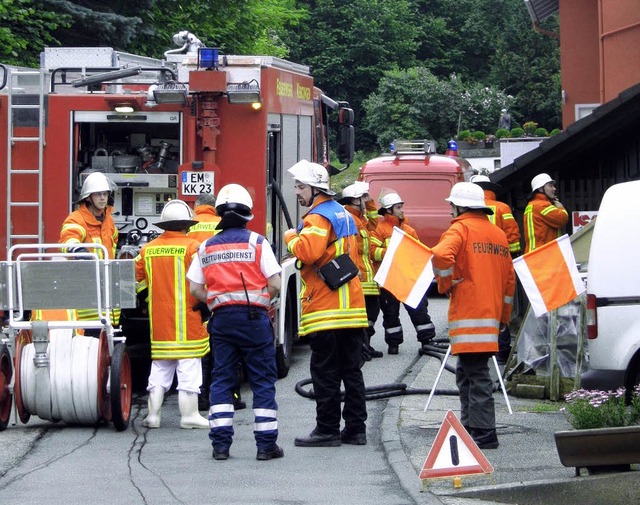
{"left": 5, "top": 67, "right": 46, "bottom": 250}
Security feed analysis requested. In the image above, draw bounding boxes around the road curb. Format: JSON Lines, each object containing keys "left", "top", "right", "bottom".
{"left": 381, "top": 354, "right": 445, "bottom": 505}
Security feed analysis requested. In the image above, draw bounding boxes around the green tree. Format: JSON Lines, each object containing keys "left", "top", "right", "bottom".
{"left": 41, "top": 0, "right": 151, "bottom": 49}
{"left": 284, "top": 0, "right": 419, "bottom": 146}
{"left": 362, "top": 67, "right": 513, "bottom": 151}
{"left": 130, "top": 0, "right": 304, "bottom": 59}
{"left": 0, "top": 0, "right": 70, "bottom": 67}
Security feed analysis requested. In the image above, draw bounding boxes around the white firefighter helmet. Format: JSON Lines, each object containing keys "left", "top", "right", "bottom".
{"left": 287, "top": 160, "right": 335, "bottom": 196}
{"left": 155, "top": 199, "right": 198, "bottom": 231}
{"left": 215, "top": 183, "right": 254, "bottom": 220}
{"left": 445, "top": 182, "right": 493, "bottom": 214}
{"left": 531, "top": 173, "right": 554, "bottom": 192}
{"left": 341, "top": 181, "right": 370, "bottom": 200}
{"left": 379, "top": 192, "right": 404, "bottom": 209}
{"left": 79, "top": 172, "right": 116, "bottom": 201}
{"left": 470, "top": 174, "right": 501, "bottom": 193}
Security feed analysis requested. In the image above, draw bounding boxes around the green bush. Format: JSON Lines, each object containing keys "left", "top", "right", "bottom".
{"left": 472, "top": 130, "right": 486, "bottom": 141}
{"left": 510, "top": 127, "right": 525, "bottom": 138}
{"left": 457, "top": 130, "right": 471, "bottom": 141}
{"left": 495, "top": 128, "right": 510, "bottom": 139}
{"left": 535, "top": 127, "right": 549, "bottom": 137}
{"left": 550, "top": 128, "right": 561, "bottom": 136}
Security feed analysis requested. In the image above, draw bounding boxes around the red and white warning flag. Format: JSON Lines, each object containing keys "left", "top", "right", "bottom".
{"left": 374, "top": 227, "right": 434, "bottom": 308}
{"left": 513, "top": 234, "right": 585, "bottom": 317}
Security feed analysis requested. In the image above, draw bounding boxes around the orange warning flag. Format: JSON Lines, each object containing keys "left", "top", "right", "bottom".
{"left": 513, "top": 234, "right": 585, "bottom": 317}
{"left": 420, "top": 410, "right": 494, "bottom": 480}
{"left": 374, "top": 227, "right": 434, "bottom": 308}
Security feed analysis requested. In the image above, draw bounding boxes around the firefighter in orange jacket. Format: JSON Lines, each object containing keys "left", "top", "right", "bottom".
{"left": 339, "top": 181, "right": 383, "bottom": 359}
{"left": 524, "top": 173, "right": 569, "bottom": 253}
{"left": 136, "top": 199, "right": 210, "bottom": 430}
{"left": 471, "top": 174, "right": 520, "bottom": 363}
{"left": 188, "top": 184, "right": 283, "bottom": 461}
{"left": 284, "top": 160, "right": 369, "bottom": 447}
{"left": 60, "top": 172, "right": 119, "bottom": 323}
{"left": 431, "top": 182, "right": 515, "bottom": 449}
{"left": 371, "top": 191, "right": 436, "bottom": 355}
{"left": 188, "top": 192, "right": 222, "bottom": 243}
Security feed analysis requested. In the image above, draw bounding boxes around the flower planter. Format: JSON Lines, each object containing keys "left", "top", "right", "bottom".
{"left": 554, "top": 425, "right": 640, "bottom": 474}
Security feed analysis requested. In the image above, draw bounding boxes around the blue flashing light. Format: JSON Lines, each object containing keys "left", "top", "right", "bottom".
{"left": 447, "top": 140, "right": 458, "bottom": 151}
{"left": 198, "top": 47, "right": 219, "bottom": 70}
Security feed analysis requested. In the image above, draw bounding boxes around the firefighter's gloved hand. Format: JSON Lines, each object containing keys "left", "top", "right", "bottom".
{"left": 136, "top": 288, "right": 149, "bottom": 308}
{"left": 193, "top": 301, "right": 211, "bottom": 323}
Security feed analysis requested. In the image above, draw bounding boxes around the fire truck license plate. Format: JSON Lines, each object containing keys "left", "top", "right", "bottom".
{"left": 182, "top": 171, "right": 214, "bottom": 196}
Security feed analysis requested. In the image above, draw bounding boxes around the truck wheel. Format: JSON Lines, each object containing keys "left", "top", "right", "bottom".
{"left": 110, "top": 343, "right": 132, "bottom": 431}
{"left": 0, "top": 344, "right": 13, "bottom": 431}
{"left": 276, "top": 297, "right": 295, "bottom": 379}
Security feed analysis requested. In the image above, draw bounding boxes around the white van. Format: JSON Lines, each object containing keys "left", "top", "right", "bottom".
{"left": 581, "top": 180, "right": 640, "bottom": 392}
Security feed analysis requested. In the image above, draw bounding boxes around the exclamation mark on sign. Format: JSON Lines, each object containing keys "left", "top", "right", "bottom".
{"left": 449, "top": 435, "right": 460, "bottom": 466}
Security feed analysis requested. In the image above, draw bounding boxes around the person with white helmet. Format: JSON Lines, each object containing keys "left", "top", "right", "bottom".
{"left": 187, "top": 192, "right": 246, "bottom": 413}
{"left": 523, "top": 173, "right": 568, "bottom": 253}
{"left": 372, "top": 189, "right": 436, "bottom": 355}
{"left": 60, "top": 172, "right": 119, "bottom": 324}
{"left": 135, "top": 199, "right": 210, "bottom": 431}
{"left": 339, "top": 181, "right": 383, "bottom": 359}
{"left": 470, "top": 174, "right": 521, "bottom": 364}
{"left": 284, "top": 160, "right": 369, "bottom": 448}
{"left": 135, "top": 200, "right": 209, "bottom": 429}
{"left": 60, "top": 172, "right": 118, "bottom": 259}
{"left": 188, "top": 184, "right": 283, "bottom": 461}
{"left": 431, "top": 182, "right": 515, "bottom": 449}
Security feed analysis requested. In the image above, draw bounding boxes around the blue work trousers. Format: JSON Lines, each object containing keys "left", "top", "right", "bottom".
{"left": 207, "top": 306, "right": 278, "bottom": 451}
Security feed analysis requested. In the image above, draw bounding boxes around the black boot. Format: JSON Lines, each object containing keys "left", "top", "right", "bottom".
{"left": 294, "top": 428, "right": 341, "bottom": 447}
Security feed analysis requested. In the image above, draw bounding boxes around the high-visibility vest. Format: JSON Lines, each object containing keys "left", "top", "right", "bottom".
{"left": 523, "top": 193, "right": 569, "bottom": 253}
{"left": 200, "top": 228, "right": 271, "bottom": 311}
{"left": 432, "top": 212, "right": 515, "bottom": 355}
{"left": 188, "top": 205, "right": 221, "bottom": 244}
{"left": 135, "top": 232, "right": 209, "bottom": 360}
{"left": 482, "top": 189, "right": 521, "bottom": 254}
{"left": 285, "top": 194, "right": 367, "bottom": 336}
{"left": 60, "top": 203, "right": 118, "bottom": 259}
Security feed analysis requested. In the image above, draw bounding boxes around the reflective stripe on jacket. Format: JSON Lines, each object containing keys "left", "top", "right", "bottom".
{"left": 431, "top": 212, "right": 515, "bottom": 355}
{"left": 345, "top": 205, "right": 379, "bottom": 296}
{"left": 200, "top": 228, "right": 271, "bottom": 311}
{"left": 285, "top": 194, "right": 367, "bottom": 336}
{"left": 523, "top": 193, "right": 569, "bottom": 253}
{"left": 135, "top": 232, "right": 209, "bottom": 360}
{"left": 59, "top": 203, "right": 118, "bottom": 259}
{"left": 188, "top": 205, "right": 221, "bottom": 244}
{"left": 483, "top": 189, "right": 521, "bottom": 254}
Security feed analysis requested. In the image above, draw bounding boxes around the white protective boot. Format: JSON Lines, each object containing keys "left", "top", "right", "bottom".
{"left": 142, "top": 386, "right": 165, "bottom": 428}
{"left": 179, "top": 391, "right": 210, "bottom": 429}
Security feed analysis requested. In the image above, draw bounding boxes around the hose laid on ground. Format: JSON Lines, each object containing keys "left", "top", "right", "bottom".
{"left": 295, "top": 337, "right": 503, "bottom": 401}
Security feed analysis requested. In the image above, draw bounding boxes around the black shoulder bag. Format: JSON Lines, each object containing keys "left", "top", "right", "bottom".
{"left": 317, "top": 213, "right": 359, "bottom": 290}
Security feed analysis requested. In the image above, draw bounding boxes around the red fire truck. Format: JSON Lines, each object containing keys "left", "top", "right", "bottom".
{"left": 0, "top": 33, "right": 355, "bottom": 381}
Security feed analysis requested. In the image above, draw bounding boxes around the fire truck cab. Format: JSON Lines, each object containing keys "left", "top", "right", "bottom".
{"left": 359, "top": 140, "right": 473, "bottom": 247}
{"left": 0, "top": 35, "right": 355, "bottom": 381}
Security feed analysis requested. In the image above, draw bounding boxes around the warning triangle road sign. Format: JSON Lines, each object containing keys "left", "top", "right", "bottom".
{"left": 420, "top": 410, "right": 494, "bottom": 480}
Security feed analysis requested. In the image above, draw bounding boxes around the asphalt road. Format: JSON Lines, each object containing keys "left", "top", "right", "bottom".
{"left": 0, "top": 298, "right": 451, "bottom": 505}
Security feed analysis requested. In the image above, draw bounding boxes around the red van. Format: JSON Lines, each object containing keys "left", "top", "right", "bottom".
{"left": 358, "top": 140, "right": 474, "bottom": 247}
